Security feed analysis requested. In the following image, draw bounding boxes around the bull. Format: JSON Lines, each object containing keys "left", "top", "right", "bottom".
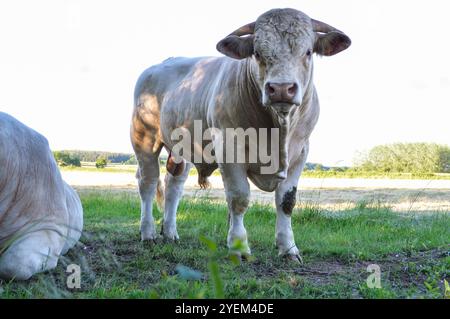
{"left": 131, "top": 8, "right": 350, "bottom": 261}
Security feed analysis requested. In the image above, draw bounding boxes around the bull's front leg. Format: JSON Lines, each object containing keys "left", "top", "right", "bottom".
{"left": 220, "top": 163, "right": 251, "bottom": 258}
{"left": 274, "top": 143, "right": 309, "bottom": 263}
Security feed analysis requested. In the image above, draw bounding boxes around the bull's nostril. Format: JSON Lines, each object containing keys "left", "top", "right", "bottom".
{"left": 266, "top": 84, "right": 275, "bottom": 95}
{"left": 287, "top": 84, "right": 297, "bottom": 96}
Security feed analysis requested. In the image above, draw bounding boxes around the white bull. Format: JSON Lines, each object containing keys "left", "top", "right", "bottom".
{"left": 131, "top": 8, "right": 350, "bottom": 261}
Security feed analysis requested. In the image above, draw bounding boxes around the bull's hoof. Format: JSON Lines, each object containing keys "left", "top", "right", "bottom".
{"left": 141, "top": 222, "right": 160, "bottom": 243}
{"left": 229, "top": 250, "right": 253, "bottom": 263}
{"left": 283, "top": 253, "right": 304, "bottom": 265}
{"left": 161, "top": 224, "right": 180, "bottom": 242}
{"left": 141, "top": 231, "right": 161, "bottom": 244}
{"left": 141, "top": 237, "right": 160, "bottom": 245}
{"left": 278, "top": 244, "right": 303, "bottom": 264}
{"left": 162, "top": 232, "right": 180, "bottom": 242}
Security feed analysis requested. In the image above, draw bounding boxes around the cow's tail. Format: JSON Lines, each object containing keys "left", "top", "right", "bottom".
{"left": 156, "top": 178, "right": 165, "bottom": 212}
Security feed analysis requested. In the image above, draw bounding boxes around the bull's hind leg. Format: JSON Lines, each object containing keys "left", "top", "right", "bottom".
{"left": 0, "top": 229, "right": 65, "bottom": 280}
{"left": 135, "top": 153, "right": 162, "bottom": 242}
{"left": 131, "top": 109, "right": 163, "bottom": 242}
{"left": 161, "top": 162, "right": 193, "bottom": 241}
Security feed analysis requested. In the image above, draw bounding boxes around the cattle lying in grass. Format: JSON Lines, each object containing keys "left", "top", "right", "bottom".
{"left": 131, "top": 8, "right": 350, "bottom": 261}
{"left": 0, "top": 112, "right": 83, "bottom": 280}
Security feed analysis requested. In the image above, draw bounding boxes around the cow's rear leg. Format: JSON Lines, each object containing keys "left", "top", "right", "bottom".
{"left": 161, "top": 162, "right": 193, "bottom": 241}
{"left": 0, "top": 229, "right": 64, "bottom": 280}
{"left": 136, "top": 153, "right": 162, "bottom": 242}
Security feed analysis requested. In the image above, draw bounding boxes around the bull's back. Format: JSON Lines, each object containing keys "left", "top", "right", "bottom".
{"left": 0, "top": 113, "right": 67, "bottom": 239}
{"left": 132, "top": 56, "right": 230, "bottom": 151}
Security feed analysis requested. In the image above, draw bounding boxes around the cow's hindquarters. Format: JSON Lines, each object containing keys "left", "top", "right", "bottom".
{"left": 62, "top": 182, "right": 83, "bottom": 254}
{"left": 0, "top": 223, "right": 67, "bottom": 280}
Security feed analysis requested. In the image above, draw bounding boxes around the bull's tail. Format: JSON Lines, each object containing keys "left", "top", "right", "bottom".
{"left": 156, "top": 178, "right": 165, "bottom": 212}
{"left": 198, "top": 174, "right": 211, "bottom": 190}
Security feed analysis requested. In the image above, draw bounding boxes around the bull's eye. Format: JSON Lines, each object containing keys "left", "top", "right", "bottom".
{"left": 306, "top": 49, "right": 312, "bottom": 57}
{"left": 254, "top": 51, "right": 261, "bottom": 61}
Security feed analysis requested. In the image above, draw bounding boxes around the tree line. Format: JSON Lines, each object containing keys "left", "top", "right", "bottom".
{"left": 354, "top": 143, "right": 450, "bottom": 173}
{"left": 53, "top": 150, "right": 138, "bottom": 168}
{"left": 53, "top": 143, "right": 450, "bottom": 174}
{"left": 55, "top": 150, "right": 137, "bottom": 163}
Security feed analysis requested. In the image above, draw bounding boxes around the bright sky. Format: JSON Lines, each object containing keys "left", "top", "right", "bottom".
{"left": 1, "top": 0, "right": 449, "bottom": 166}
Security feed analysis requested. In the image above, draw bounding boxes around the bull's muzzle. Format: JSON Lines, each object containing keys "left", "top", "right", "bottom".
{"left": 265, "top": 82, "right": 300, "bottom": 105}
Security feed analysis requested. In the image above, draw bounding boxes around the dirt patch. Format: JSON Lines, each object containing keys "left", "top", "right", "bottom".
{"left": 243, "top": 247, "right": 449, "bottom": 293}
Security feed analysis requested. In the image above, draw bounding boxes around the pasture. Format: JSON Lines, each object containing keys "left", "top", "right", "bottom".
{"left": 0, "top": 186, "right": 449, "bottom": 299}
{"left": 60, "top": 162, "right": 450, "bottom": 180}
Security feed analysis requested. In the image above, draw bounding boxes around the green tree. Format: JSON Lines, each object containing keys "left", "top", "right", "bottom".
{"left": 124, "top": 155, "right": 138, "bottom": 165}
{"left": 53, "top": 151, "right": 81, "bottom": 167}
{"left": 95, "top": 157, "right": 108, "bottom": 169}
{"left": 355, "top": 143, "right": 450, "bottom": 173}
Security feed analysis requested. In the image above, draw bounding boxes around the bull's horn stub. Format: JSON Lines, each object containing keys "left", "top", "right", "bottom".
{"left": 230, "top": 22, "right": 256, "bottom": 37}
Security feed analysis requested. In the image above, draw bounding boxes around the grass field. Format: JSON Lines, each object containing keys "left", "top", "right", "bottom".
{"left": 60, "top": 163, "right": 450, "bottom": 180}
{"left": 0, "top": 189, "right": 449, "bottom": 299}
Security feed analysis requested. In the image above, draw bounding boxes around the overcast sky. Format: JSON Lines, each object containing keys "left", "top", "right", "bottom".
{"left": 1, "top": 0, "right": 449, "bottom": 166}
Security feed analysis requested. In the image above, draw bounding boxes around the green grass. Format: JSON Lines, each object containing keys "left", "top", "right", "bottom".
{"left": 0, "top": 191, "right": 449, "bottom": 299}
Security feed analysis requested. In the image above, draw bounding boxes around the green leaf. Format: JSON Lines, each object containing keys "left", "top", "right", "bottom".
{"left": 444, "top": 279, "right": 450, "bottom": 299}
{"left": 199, "top": 236, "right": 217, "bottom": 252}
{"left": 208, "top": 261, "right": 224, "bottom": 298}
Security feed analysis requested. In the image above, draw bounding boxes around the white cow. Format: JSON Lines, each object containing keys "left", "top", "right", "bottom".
{"left": 0, "top": 112, "right": 83, "bottom": 280}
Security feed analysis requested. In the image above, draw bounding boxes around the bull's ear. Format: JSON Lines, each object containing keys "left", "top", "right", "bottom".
{"left": 314, "top": 31, "right": 351, "bottom": 56}
{"left": 216, "top": 35, "right": 254, "bottom": 60}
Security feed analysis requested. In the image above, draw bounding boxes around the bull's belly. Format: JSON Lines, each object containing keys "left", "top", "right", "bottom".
{"left": 190, "top": 161, "right": 284, "bottom": 192}
{"left": 247, "top": 170, "right": 285, "bottom": 192}
{"left": 161, "top": 120, "right": 288, "bottom": 192}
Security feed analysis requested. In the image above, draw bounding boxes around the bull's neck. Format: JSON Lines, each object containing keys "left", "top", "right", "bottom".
{"left": 236, "top": 58, "right": 284, "bottom": 129}
{"left": 237, "top": 58, "right": 263, "bottom": 111}
{"left": 235, "top": 58, "right": 315, "bottom": 177}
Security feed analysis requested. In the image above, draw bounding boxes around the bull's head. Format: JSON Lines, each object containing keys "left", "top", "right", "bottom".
{"left": 217, "top": 8, "right": 351, "bottom": 116}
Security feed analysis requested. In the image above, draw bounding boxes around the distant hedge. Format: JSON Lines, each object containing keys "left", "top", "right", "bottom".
{"left": 355, "top": 143, "right": 450, "bottom": 173}
{"left": 53, "top": 150, "right": 134, "bottom": 164}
